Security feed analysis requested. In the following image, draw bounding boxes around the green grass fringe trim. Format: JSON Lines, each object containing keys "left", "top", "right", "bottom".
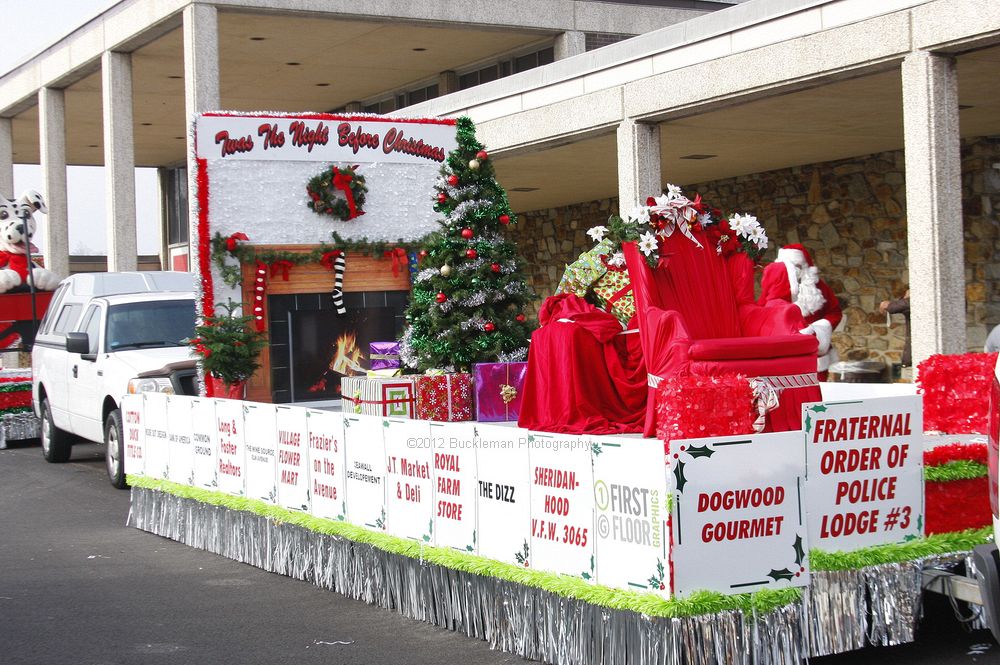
{"left": 811, "top": 527, "right": 993, "bottom": 571}
{"left": 924, "top": 460, "right": 989, "bottom": 483}
{"left": 129, "top": 475, "right": 798, "bottom": 619}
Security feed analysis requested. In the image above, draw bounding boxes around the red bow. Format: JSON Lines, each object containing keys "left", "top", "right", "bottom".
{"left": 320, "top": 250, "right": 344, "bottom": 271}
{"left": 269, "top": 259, "right": 294, "bottom": 281}
{"left": 599, "top": 254, "right": 627, "bottom": 273}
{"left": 333, "top": 166, "right": 364, "bottom": 220}
{"left": 225, "top": 232, "right": 249, "bottom": 252}
{"left": 383, "top": 247, "right": 408, "bottom": 278}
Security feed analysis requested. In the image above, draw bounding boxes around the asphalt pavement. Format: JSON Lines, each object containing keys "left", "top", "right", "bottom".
{"left": 1, "top": 439, "right": 997, "bottom": 665}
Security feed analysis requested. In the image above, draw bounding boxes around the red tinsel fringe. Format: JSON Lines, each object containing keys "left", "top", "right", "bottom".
{"left": 655, "top": 372, "right": 755, "bottom": 452}
{"left": 925, "top": 477, "right": 992, "bottom": 535}
{"left": 918, "top": 352, "right": 997, "bottom": 434}
{"left": 200, "top": 111, "right": 457, "bottom": 126}
{"left": 0, "top": 376, "right": 30, "bottom": 384}
{"left": 0, "top": 391, "right": 31, "bottom": 410}
{"left": 923, "top": 442, "right": 988, "bottom": 467}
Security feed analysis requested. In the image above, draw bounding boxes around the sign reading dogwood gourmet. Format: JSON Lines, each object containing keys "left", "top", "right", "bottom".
{"left": 342, "top": 414, "right": 387, "bottom": 530}
{"left": 143, "top": 392, "right": 169, "bottom": 480}
{"left": 476, "top": 424, "right": 532, "bottom": 567}
{"left": 121, "top": 394, "right": 144, "bottom": 477}
{"left": 384, "top": 419, "right": 435, "bottom": 542}
{"left": 166, "top": 395, "right": 194, "bottom": 486}
{"left": 590, "top": 435, "right": 670, "bottom": 596}
{"left": 528, "top": 432, "right": 596, "bottom": 580}
{"left": 804, "top": 396, "right": 923, "bottom": 551}
{"left": 275, "top": 406, "right": 310, "bottom": 512}
{"left": 430, "top": 421, "right": 478, "bottom": 553}
{"left": 196, "top": 114, "right": 458, "bottom": 165}
{"left": 670, "top": 432, "right": 808, "bottom": 597}
{"left": 307, "top": 410, "right": 346, "bottom": 521}
{"left": 190, "top": 397, "right": 218, "bottom": 490}
{"left": 214, "top": 398, "right": 246, "bottom": 496}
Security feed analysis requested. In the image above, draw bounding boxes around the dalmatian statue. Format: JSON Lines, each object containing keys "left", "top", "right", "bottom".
{"left": 0, "top": 190, "right": 61, "bottom": 293}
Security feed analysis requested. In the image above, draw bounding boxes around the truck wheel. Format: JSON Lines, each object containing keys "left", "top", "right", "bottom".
{"left": 104, "top": 409, "right": 128, "bottom": 489}
{"left": 40, "top": 397, "right": 72, "bottom": 463}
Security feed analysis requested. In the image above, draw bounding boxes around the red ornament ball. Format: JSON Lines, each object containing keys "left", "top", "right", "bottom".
{"left": 466, "top": 249, "right": 478, "bottom": 259}
{"left": 498, "top": 214, "right": 510, "bottom": 225}
{"left": 437, "top": 192, "right": 447, "bottom": 203}
{"left": 491, "top": 263, "right": 501, "bottom": 273}
{"left": 476, "top": 150, "right": 489, "bottom": 161}
{"left": 484, "top": 322, "right": 496, "bottom": 332}
{"left": 515, "top": 313, "right": 526, "bottom": 323}
{"left": 447, "top": 175, "right": 459, "bottom": 186}
{"left": 460, "top": 228, "right": 474, "bottom": 240}
{"left": 435, "top": 292, "right": 447, "bottom": 303}
{"left": 417, "top": 249, "right": 428, "bottom": 259}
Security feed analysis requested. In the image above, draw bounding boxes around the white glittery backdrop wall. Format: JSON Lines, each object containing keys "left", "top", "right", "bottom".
{"left": 205, "top": 157, "right": 444, "bottom": 307}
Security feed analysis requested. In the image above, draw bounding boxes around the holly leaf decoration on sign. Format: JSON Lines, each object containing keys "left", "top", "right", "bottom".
{"left": 793, "top": 534, "right": 806, "bottom": 566}
{"left": 686, "top": 444, "right": 714, "bottom": 459}
{"left": 810, "top": 405, "right": 828, "bottom": 413}
{"left": 768, "top": 568, "right": 795, "bottom": 582}
{"left": 673, "top": 460, "right": 688, "bottom": 493}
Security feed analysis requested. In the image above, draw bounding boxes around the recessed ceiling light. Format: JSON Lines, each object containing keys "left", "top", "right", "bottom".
{"left": 87, "top": 144, "right": 99, "bottom": 148}
{"left": 249, "top": 36, "right": 266, "bottom": 41}
{"left": 680, "top": 154, "right": 717, "bottom": 160}
{"left": 510, "top": 187, "right": 539, "bottom": 192}
{"left": 168, "top": 75, "right": 183, "bottom": 79}
{"left": 174, "top": 136, "right": 185, "bottom": 140}
{"left": 141, "top": 122, "right": 152, "bottom": 126}
{"left": 959, "top": 104, "right": 974, "bottom": 110}
{"left": 286, "top": 61, "right": 301, "bottom": 66}
{"left": 412, "top": 47, "right": 427, "bottom": 52}
{"left": 315, "top": 83, "right": 330, "bottom": 87}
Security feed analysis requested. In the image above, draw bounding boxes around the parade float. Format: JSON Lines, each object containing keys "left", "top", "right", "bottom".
{"left": 126, "top": 111, "right": 995, "bottom": 664}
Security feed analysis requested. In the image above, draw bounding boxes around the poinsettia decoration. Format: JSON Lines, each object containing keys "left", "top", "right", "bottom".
{"left": 588, "top": 184, "right": 768, "bottom": 267}
{"left": 918, "top": 352, "right": 997, "bottom": 434}
{"left": 306, "top": 164, "right": 367, "bottom": 221}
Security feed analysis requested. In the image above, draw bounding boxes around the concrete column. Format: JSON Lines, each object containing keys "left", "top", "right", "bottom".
{"left": 0, "top": 118, "right": 12, "bottom": 198}
{"left": 554, "top": 31, "right": 586, "bottom": 60}
{"left": 438, "top": 70, "right": 459, "bottom": 95}
{"left": 616, "top": 119, "right": 661, "bottom": 214}
{"left": 183, "top": 4, "right": 220, "bottom": 273}
{"left": 901, "top": 51, "right": 965, "bottom": 367}
{"left": 102, "top": 50, "right": 137, "bottom": 272}
{"left": 39, "top": 87, "right": 69, "bottom": 278}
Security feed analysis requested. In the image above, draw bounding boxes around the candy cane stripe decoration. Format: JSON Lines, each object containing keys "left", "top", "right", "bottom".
{"left": 330, "top": 253, "right": 346, "bottom": 314}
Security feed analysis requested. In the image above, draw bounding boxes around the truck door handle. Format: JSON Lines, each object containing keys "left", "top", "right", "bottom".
{"left": 72, "top": 365, "right": 78, "bottom": 378}
{"left": 97, "top": 370, "right": 103, "bottom": 376}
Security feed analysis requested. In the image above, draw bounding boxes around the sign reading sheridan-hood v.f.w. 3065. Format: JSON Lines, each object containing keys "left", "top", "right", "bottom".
{"left": 195, "top": 114, "right": 456, "bottom": 164}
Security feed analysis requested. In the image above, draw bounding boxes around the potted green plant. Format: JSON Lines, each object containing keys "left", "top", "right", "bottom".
{"left": 188, "top": 300, "right": 268, "bottom": 398}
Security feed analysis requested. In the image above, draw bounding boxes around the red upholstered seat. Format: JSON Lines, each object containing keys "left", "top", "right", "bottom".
{"left": 623, "top": 226, "right": 821, "bottom": 437}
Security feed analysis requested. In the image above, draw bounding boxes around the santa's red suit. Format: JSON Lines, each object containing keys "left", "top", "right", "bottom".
{"left": 758, "top": 244, "right": 842, "bottom": 379}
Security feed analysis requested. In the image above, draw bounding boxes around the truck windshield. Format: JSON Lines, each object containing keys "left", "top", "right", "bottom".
{"left": 106, "top": 300, "right": 196, "bottom": 352}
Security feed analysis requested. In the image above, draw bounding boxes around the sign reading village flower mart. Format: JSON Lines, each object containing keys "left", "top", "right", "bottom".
{"left": 803, "top": 396, "right": 923, "bottom": 551}
{"left": 670, "top": 431, "right": 809, "bottom": 597}
{"left": 195, "top": 114, "right": 458, "bottom": 164}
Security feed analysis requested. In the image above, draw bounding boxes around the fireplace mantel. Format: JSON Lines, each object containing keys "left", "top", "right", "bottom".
{"left": 238, "top": 245, "right": 410, "bottom": 402}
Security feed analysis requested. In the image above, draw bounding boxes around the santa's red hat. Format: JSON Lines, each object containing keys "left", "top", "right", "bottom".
{"left": 777, "top": 243, "right": 814, "bottom": 268}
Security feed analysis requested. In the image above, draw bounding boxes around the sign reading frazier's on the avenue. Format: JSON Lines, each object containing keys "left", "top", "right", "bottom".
{"left": 195, "top": 115, "right": 457, "bottom": 164}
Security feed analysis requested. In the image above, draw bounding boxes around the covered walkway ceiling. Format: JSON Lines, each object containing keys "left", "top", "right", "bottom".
{"left": 494, "top": 42, "right": 1000, "bottom": 213}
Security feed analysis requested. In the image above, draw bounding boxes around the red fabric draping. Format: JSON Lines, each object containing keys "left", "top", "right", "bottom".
{"left": 517, "top": 294, "right": 646, "bottom": 434}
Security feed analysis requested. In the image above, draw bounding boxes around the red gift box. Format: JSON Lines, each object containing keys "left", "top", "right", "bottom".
{"left": 415, "top": 373, "right": 473, "bottom": 422}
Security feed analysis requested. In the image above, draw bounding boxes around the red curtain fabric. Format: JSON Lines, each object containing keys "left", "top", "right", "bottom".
{"left": 517, "top": 294, "right": 647, "bottom": 434}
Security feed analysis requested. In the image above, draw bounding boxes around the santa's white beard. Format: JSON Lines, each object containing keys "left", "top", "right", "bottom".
{"left": 794, "top": 265, "right": 826, "bottom": 317}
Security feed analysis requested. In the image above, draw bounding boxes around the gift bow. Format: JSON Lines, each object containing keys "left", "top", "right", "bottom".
{"left": 332, "top": 166, "right": 363, "bottom": 219}
{"left": 226, "top": 232, "right": 249, "bottom": 252}
{"left": 749, "top": 378, "right": 781, "bottom": 433}
{"left": 269, "top": 259, "right": 294, "bottom": 281}
{"left": 647, "top": 197, "right": 703, "bottom": 249}
{"left": 320, "top": 250, "right": 344, "bottom": 271}
{"left": 383, "top": 247, "right": 408, "bottom": 277}
{"left": 500, "top": 383, "right": 518, "bottom": 404}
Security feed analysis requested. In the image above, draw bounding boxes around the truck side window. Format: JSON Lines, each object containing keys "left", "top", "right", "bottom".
{"left": 38, "top": 284, "right": 67, "bottom": 334}
{"left": 80, "top": 305, "right": 101, "bottom": 354}
{"left": 52, "top": 303, "right": 83, "bottom": 336}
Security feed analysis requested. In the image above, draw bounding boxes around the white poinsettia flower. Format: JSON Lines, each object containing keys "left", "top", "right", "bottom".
{"left": 587, "top": 225, "right": 609, "bottom": 242}
{"left": 728, "top": 213, "right": 755, "bottom": 236}
{"left": 626, "top": 206, "right": 650, "bottom": 225}
{"left": 749, "top": 225, "right": 768, "bottom": 249}
{"left": 652, "top": 193, "right": 672, "bottom": 209}
{"left": 698, "top": 212, "right": 714, "bottom": 227}
{"left": 607, "top": 252, "right": 626, "bottom": 267}
{"left": 638, "top": 231, "right": 658, "bottom": 256}
{"left": 665, "top": 183, "right": 683, "bottom": 199}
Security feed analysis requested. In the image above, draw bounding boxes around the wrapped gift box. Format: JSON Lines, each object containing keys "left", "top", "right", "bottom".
{"left": 341, "top": 375, "right": 416, "bottom": 418}
{"left": 592, "top": 269, "right": 634, "bottom": 325}
{"left": 369, "top": 341, "right": 401, "bottom": 371}
{"left": 473, "top": 362, "right": 528, "bottom": 422}
{"left": 556, "top": 238, "right": 612, "bottom": 297}
{"left": 415, "top": 373, "right": 473, "bottom": 422}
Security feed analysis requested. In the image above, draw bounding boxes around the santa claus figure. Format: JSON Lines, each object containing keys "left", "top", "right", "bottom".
{"left": 758, "top": 244, "right": 842, "bottom": 380}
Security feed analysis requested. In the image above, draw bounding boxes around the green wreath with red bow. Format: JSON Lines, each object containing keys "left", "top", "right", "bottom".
{"left": 306, "top": 164, "right": 367, "bottom": 221}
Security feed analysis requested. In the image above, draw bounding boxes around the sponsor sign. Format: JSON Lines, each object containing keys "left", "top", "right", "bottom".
{"left": 142, "top": 392, "right": 169, "bottom": 480}
{"left": 275, "top": 405, "right": 310, "bottom": 512}
{"left": 342, "top": 414, "right": 387, "bottom": 530}
{"left": 475, "top": 424, "right": 531, "bottom": 567}
{"left": 166, "top": 395, "right": 194, "bottom": 486}
{"left": 384, "top": 419, "right": 435, "bottom": 542}
{"left": 214, "top": 398, "right": 246, "bottom": 496}
{"left": 429, "top": 421, "right": 478, "bottom": 553}
{"left": 121, "top": 394, "right": 144, "bottom": 478}
{"left": 190, "top": 397, "right": 218, "bottom": 490}
{"left": 306, "top": 409, "right": 347, "bottom": 521}
{"left": 243, "top": 403, "right": 278, "bottom": 503}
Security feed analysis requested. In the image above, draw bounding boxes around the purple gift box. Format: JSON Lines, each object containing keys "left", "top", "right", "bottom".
{"left": 473, "top": 362, "right": 527, "bottom": 422}
{"left": 369, "top": 341, "right": 401, "bottom": 371}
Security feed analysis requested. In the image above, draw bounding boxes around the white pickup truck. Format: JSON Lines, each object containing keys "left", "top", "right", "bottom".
{"left": 31, "top": 272, "right": 198, "bottom": 487}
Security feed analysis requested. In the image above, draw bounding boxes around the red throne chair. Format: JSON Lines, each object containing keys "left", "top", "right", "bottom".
{"left": 622, "top": 227, "right": 821, "bottom": 437}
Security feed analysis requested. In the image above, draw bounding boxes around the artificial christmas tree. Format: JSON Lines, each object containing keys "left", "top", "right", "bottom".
{"left": 400, "top": 117, "right": 534, "bottom": 371}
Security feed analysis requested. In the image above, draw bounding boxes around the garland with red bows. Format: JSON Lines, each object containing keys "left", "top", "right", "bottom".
{"left": 307, "top": 164, "right": 367, "bottom": 221}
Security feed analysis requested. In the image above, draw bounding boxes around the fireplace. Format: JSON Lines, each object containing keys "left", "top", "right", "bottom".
{"left": 269, "top": 293, "right": 406, "bottom": 404}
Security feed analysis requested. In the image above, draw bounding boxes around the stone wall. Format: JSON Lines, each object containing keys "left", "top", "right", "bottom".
{"left": 509, "top": 136, "right": 1000, "bottom": 368}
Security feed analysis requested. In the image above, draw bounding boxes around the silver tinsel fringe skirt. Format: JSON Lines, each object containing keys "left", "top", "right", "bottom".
{"left": 128, "top": 487, "right": 967, "bottom": 665}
